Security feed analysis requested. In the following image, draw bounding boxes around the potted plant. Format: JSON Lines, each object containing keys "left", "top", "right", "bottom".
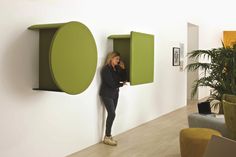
{"left": 186, "top": 43, "right": 236, "bottom": 113}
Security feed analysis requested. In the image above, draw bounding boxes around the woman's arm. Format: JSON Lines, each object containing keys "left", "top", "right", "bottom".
{"left": 117, "top": 61, "right": 127, "bottom": 82}
{"left": 118, "top": 68, "right": 127, "bottom": 82}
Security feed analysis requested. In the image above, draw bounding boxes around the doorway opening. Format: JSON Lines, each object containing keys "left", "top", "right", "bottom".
{"left": 187, "top": 23, "right": 199, "bottom": 105}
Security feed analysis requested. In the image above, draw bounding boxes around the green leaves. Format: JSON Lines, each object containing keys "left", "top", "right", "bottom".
{"left": 186, "top": 62, "right": 210, "bottom": 73}
{"left": 186, "top": 44, "right": 236, "bottom": 102}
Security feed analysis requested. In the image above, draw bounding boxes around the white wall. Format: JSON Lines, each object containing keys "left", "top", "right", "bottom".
{"left": 1, "top": 0, "right": 235, "bottom": 156}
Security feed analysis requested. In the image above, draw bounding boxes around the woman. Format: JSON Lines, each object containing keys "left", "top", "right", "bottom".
{"left": 99, "top": 52, "right": 127, "bottom": 146}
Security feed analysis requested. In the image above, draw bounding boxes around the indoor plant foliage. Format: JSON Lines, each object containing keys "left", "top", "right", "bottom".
{"left": 186, "top": 43, "right": 236, "bottom": 113}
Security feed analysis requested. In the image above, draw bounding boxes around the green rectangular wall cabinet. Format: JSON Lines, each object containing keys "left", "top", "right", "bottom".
{"left": 28, "top": 21, "right": 97, "bottom": 95}
{"left": 108, "top": 31, "right": 154, "bottom": 85}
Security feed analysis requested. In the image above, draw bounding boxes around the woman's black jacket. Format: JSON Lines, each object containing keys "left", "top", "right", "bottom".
{"left": 99, "top": 65, "right": 127, "bottom": 99}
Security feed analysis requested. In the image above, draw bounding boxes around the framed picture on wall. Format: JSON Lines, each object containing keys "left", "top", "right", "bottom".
{"left": 172, "top": 47, "right": 180, "bottom": 66}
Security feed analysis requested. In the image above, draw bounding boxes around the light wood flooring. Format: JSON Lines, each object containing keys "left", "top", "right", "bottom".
{"left": 68, "top": 104, "right": 197, "bottom": 157}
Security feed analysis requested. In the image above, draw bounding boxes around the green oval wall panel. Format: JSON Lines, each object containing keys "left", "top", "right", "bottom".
{"left": 50, "top": 22, "right": 97, "bottom": 94}
{"left": 29, "top": 21, "right": 97, "bottom": 95}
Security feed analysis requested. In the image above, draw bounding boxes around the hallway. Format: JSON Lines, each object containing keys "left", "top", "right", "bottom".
{"left": 68, "top": 104, "right": 197, "bottom": 157}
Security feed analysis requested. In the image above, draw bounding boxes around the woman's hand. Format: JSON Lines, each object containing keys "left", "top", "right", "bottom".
{"left": 119, "top": 81, "right": 127, "bottom": 86}
{"left": 119, "top": 60, "right": 125, "bottom": 69}
{"left": 123, "top": 81, "right": 128, "bottom": 85}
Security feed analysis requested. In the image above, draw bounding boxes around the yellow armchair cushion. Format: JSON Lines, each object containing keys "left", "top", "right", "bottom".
{"left": 180, "top": 128, "right": 221, "bottom": 157}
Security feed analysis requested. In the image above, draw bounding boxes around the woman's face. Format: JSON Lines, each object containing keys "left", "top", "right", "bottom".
{"left": 111, "top": 56, "right": 120, "bottom": 66}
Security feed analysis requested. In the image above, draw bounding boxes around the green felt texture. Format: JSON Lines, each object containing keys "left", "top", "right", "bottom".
{"left": 28, "top": 23, "right": 64, "bottom": 30}
{"left": 113, "top": 39, "right": 131, "bottom": 81}
{"left": 223, "top": 99, "right": 236, "bottom": 140}
{"left": 130, "top": 31, "right": 154, "bottom": 85}
{"left": 222, "top": 94, "right": 236, "bottom": 103}
{"left": 108, "top": 35, "right": 130, "bottom": 39}
{"left": 50, "top": 21, "right": 97, "bottom": 95}
{"left": 39, "top": 29, "right": 61, "bottom": 91}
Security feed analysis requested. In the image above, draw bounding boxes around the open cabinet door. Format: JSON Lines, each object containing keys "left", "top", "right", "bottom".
{"left": 130, "top": 31, "right": 154, "bottom": 85}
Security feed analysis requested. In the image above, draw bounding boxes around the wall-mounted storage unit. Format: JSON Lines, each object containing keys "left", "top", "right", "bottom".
{"left": 29, "top": 21, "right": 97, "bottom": 95}
{"left": 108, "top": 31, "right": 154, "bottom": 85}
{"left": 223, "top": 31, "right": 236, "bottom": 47}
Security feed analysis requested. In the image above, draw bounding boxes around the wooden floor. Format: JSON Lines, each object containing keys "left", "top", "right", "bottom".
{"left": 68, "top": 104, "right": 197, "bottom": 157}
